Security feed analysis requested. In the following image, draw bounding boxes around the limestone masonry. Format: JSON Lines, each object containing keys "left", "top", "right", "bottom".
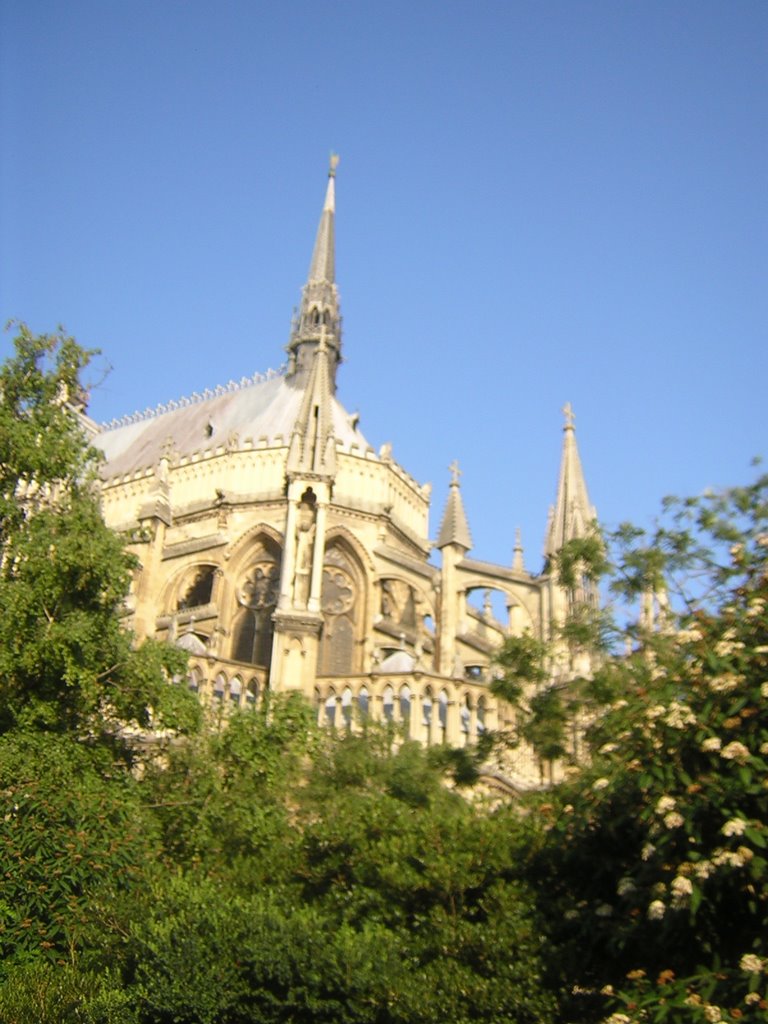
{"left": 90, "top": 159, "right": 597, "bottom": 791}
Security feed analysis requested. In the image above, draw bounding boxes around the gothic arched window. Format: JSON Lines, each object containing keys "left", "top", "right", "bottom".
{"left": 319, "top": 543, "right": 363, "bottom": 676}
{"left": 231, "top": 538, "right": 281, "bottom": 668}
{"left": 177, "top": 565, "right": 216, "bottom": 610}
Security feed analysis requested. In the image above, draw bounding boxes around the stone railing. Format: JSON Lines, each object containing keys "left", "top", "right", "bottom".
{"left": 183, "top": 657, "right": 516, "bottom": 749}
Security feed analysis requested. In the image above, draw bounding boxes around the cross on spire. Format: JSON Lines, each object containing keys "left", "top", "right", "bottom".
{"left": 449, "top": 459, "right": 462, "bottom": 486}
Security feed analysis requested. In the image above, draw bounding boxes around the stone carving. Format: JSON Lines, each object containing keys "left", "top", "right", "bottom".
{"left": 292, "top": 500, "right": 317, "bottom": 608}
{"left": 239, "top": 563, "right": 280, "bottom": 610}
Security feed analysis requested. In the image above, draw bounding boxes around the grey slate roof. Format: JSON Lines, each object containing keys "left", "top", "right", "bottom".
{"left": 95, "top": 372, "right": 371, "bottom": 479}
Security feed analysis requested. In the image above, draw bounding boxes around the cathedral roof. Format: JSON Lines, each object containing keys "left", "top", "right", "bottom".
{"left": 95, "top": 373, "right": 371, "bottom": 479}
{"left": 96, "top": 156, "right": 371, "bottom": 481}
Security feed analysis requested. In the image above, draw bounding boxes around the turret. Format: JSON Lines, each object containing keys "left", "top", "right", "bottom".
{"left": 436, "top": 461, "right": 473, "bottom": 675}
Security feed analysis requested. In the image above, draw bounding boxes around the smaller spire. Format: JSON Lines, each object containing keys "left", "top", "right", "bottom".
{"left": 512, "top": 527, "right": 524, "bottom": 571}
{"left": 437, "top": 461, "right": 473, "bottom": 551}
{"left": 286, "top": 326, "right": 337, "bottom": 478}
{"left": 544, "top": 403, "right": 596, "bottom": 557}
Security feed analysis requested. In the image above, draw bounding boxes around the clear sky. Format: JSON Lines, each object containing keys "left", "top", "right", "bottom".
{"left": 1, "top": 1, "right": 766, "bottom": 575}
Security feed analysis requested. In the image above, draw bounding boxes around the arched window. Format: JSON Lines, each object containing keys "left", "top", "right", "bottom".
{"left": 477, "top": 695, "right": 487, "bottom": 735}
{"left": 188, "top": 667, "right": 202, "bottom": 693}
{"left": 230, "top": 677, "right": 242, "bottom": 705}
{"left": 177, "top": 565, "right": 216, "bottom": 611}
{"left": 357, "top": 687, "right": 370, "bottom": 721}
{"left": 319, "top": 542, "right": 363, "bottom": 676}
{"left": 382, "top": 684, "right": 394, "bottom": 723}
{"left": 461, "top": 694, "right": 472, "bottom": 734}
{"left": 422, "top": 688, "right": 433, "bottom": 728}
{"left": 213, "top": 673, "right": 227, "bottom": 701}
{"left": 231, "top": 538, "right": 282, "bottom": 668}
{"left": 341, "top": 687, "right": 353, "bottom": 730}
{"left": 325, "top": 690, "right": 337, "bottom": 727}
{"left": 438, "top": 690, "right": 448, "bottom": 734}
{"left": 399, "top": 684, "right": 412, "bottom": 724}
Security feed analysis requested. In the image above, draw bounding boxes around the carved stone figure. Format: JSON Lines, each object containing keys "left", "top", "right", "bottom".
{"left": 292, "top": 501, "right": 316, "bottom": 608}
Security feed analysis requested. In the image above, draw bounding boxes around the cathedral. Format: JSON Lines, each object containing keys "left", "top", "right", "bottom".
{"left": 92, "top": 158, "right": 597, "bottom": 790}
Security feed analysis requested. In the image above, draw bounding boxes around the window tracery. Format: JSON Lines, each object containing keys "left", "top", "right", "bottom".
{"left": 232, "top": 540, "right": 281, "bottom": 668}
{"left": 319, "top": 544, "right": 360, "bottom": 675}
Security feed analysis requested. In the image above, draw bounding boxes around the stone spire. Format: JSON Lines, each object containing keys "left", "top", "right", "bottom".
{"left": 437, "top": 461, "right": 473, "bottom": 551}
{"left": 286, "top": 330, "right": 337, "bottom": 479}
{"left": 286, "top": 155, "right": 342, "bottom": 389}
{"left": 545, "top": 403, "right": 596, "bottom": 558}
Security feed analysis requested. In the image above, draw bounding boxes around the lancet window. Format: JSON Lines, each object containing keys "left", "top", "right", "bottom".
{"left": 319, "top": 543, "right": 362, "bottom": 676}
{"left": 231, "top": 538, "right": 282, "bottom": 668}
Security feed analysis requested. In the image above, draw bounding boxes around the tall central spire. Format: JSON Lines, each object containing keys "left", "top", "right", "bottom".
{"left": 286, "top": 155, "right": 342, "bottom": 389}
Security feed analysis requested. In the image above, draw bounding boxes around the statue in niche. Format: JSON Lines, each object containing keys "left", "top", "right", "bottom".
{"left": 292, "top": 499, "right": 317, "bottom": 608}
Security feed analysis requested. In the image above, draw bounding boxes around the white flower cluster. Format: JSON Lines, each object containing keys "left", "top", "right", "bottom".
{"left": 693, "top": 860, "right": 714, "bottom": 880}
{"left": 708, "top": 673, "right": 741, "bottom": 693}
{"left": 720, "top": 741, "right": 750, "bottom": 763}
{"left": 721, "top": 817, "right": 747, "bottom": 837}
{"left": 701, "top": 737, "right": 722, "bottom": 752}
{"left": 647, "top": 899, "right": 666, "bottom": 920}
{"left": 714, "top": 629, "right": 744, "bottom": 657}
{"left": 670, "top": 875, "right": 693, "bottom": 909}
{"left": 739, "top": 952, "right": 766, "bottom": 974}
{"left": 664, "top": 811, "right": 685, "bottom": 829}
{"left": 646, "top": 704, "right": 667, "bottom": 721}
{"left": 664, "top": 701, "right": 696, "bottom": 729}
{"left": 617, "top": 876, "right": 636, "bottom": 897}
{"left": 712, "top": 846, "right": 754, "bottom": 869}
{"left": 677, "top": 626, "right": 704, "bottom": 643}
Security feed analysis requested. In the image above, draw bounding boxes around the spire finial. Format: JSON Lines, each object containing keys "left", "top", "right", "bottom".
{"left": 513, "top": 527, "right": 524, "bottom": 571}
{"left": 329, "top": 152, "right": 340, "bottom": 177}
{"left": 545, "top": 404, "right": 596, "bottom": 558}
{"left": 437, "top": 461, "right": 472, "bottom": 551}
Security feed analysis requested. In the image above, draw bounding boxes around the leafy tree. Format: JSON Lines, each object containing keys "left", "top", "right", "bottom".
{"left": 522, "top": 473, "right": 768, "bottom": 1023}
{"left": 0, "top": 324, "right": 199, "bottom": 736}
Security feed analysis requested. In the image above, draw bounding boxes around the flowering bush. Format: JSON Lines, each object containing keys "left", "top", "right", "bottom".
{"left": 522, "top": 474, "right": 768, "bottom": 1023}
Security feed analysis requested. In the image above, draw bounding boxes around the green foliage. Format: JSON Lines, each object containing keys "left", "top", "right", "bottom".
{"left": 525, "top": 473, "right": 768, "bottom": 1023}
{"left": 0, "top": 325, "right": 199, "bottom": 736}
{"left": 0, "top": 731, "right": 160, "bottom": 974}
{"left": 3, "top": 331, "right": 767, "bottom": 1022}
{"left": 491, "top": 633, "right": 549, "bottom": 705}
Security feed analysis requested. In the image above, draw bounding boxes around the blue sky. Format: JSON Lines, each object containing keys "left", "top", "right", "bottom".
{"left": 1, "top": 1, "right": 766, "bottom": 574}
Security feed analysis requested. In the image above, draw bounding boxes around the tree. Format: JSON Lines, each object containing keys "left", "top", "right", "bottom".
{"left": 0, "top": 324, "right": 199, "bottom": 736}
{"left": 519, "top": 473, "right": 768, "bottom": 1023}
